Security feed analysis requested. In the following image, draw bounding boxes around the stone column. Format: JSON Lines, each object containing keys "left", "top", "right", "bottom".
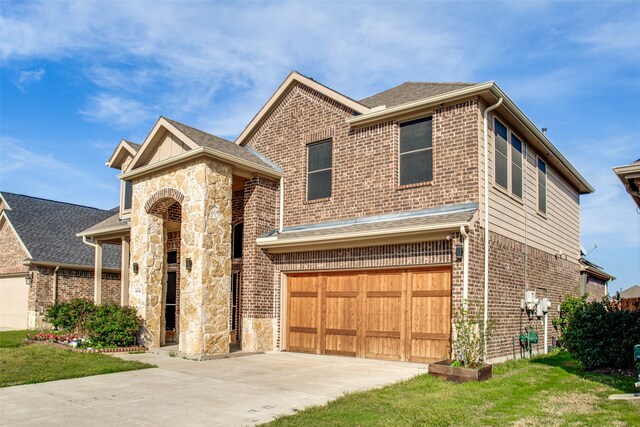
{"left": 121, "top": 236, "right": 130, "bottom": 306}
{"left": 94, "top": 241, "right": 102, "bottom": 304}
{"left": 179, "top": 160, "right": 232, "bottom": 355}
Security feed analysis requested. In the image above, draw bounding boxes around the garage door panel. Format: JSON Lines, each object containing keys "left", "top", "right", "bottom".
{"left": 0, "top": 276, "right": 29, "bottom": 329}
{"left": 287, "top": 268, "right": 451, "bottom": 363}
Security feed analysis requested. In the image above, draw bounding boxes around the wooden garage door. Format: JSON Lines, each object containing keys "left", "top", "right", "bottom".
{"left": 286, "top": 267, "right": 451, "bottom": 363}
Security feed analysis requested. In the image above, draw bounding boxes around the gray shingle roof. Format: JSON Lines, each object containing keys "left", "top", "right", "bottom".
{"left": 620, "top": 285, "right": 640, "bottom": 299}
{"left": 163, "top": 117, "right": 283, "bottom": 173}
{"left": 360, "top": 82, "right": 477, "bottom": 108}
{"left": 80, "top": 212, "right": 130, "bottom": 236}
{"left": 1, "top": 192, "right": 121, "bottom": 269}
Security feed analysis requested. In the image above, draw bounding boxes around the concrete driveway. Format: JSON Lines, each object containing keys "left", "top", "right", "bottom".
{"left": 0, "top": 351, "right": 425, "bottom": 426}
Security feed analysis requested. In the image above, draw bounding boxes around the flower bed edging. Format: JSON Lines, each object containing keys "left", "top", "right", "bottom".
{"left": 25, "top": 339, "right": 146, "bottom": 353}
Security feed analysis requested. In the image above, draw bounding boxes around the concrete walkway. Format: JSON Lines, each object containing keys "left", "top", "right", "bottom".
{"left": 0, "top": 351, "right": 426, "bottom": 426}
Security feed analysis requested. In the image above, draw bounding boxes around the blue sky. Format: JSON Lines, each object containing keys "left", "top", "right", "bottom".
{"left": 1, "top": 1, "right": 638, "bottom": 291}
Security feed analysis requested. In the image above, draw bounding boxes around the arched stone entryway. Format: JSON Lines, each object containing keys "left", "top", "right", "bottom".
{"left": 128, "top": 159, "right": 233, "bottom": 356}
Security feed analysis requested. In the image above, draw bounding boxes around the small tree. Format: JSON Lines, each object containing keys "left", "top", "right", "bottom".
{"left": 451, "top": 303, "right": 495, "bottom": 368}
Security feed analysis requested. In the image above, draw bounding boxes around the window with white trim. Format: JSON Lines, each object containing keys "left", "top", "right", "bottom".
{"left": 123, "top": 180, "right": 132, "bottom": 211}
{"left": 494, "top": 118, "right": 523, "bottom": 198}
{"left": 538, "top": 158, "right": 547, "bottom": 214}
{"left": 307, "top": 139, "right": 332, "bottom": 200}
{"left": 399, "top": 116, "right": 433, "bottom": 186}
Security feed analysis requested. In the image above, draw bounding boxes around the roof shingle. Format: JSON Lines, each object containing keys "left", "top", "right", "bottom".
{"left": 1, "top": 192, "right": 121, "bottom": 269}
{"left": 360, "top": 82, "right": 476, "bottom": 108}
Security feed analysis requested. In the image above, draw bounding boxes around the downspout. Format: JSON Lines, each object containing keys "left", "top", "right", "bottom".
{"left": 82, "top": 235, "right": 97, "bottom": 250}
{"left": 483, "top": 97, "right": 503, "bottom": 360}
{"left": 52, "top": 266, "right": 60, "bottom": 304}
{"left": 279, "top": 176, "right": 284, "bottom": 233}
{"left": 459, "top": 225, "right": 469, "bottom": 308}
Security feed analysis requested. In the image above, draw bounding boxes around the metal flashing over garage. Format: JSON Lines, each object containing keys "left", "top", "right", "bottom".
{"left": 258, "top": 202, "right": 478, "bottom": 252}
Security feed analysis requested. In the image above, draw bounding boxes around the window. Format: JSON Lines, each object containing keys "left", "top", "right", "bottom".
{"left": 511, "top": 134, "right": 523, "bottom": 198}
{"left": 167, "top": 250, "right": 177, "bottom": 264}
{"left": 123, "top": 181, "right": 133, "bottom": 210}
{"left": 307, "top": 139, "right": 332, "bottom": 200}
{"left": 538, "top": 158, "right": 547, "bottom": 214}
{"left": 494, "top": 118, "right": 523, "bottom": 198}
{"left": 232, "top": 222, "right": 243, "bottom": 259}
{"left": 399, "top": 117, "right": 433, "bottom": 186}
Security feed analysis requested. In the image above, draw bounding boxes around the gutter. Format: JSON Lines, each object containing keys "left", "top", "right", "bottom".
{"left": 483, "top": 97, "right": 503, "bottom": 361}
{"left": 21, "top": 259, "right": 121, "bottom": 273}
{"left": 257, "top": 220, "right": 471, "bottom": 249}
{"left": 76, "top": 223, "right": 131, "bottom": 239}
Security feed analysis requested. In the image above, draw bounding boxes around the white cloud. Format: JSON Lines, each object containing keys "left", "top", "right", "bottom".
{"left": 575, "top": 11, "right": 640, "bottom": 62}
{"left": 13, "top": 67, "right": 45, "bottom": 91}
{"left": 79, "top": 93, "right": 155, "bottom": 127}
{"left": 0, "top": 136, "right": 118, "bottom": 208}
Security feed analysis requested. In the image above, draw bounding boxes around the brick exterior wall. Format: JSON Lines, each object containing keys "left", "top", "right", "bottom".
{"left": 28, "top": 266, "right": 121, "bottom": 328}
{"left": 241, "top": 177, "right": 278, "bottom": 319}
{"left": 0, "top": 218, "right": 29, "bottom": 275}
{"left": 246, "top": 83, "right": 480, "bottom": 226}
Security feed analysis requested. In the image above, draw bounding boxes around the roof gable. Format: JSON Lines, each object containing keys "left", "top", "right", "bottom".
{"left": 0, "top": 192, "right": 121, "bottom": 269}
{"left": 235, "top": 71, "right": 371, "bottom": 146}
{"left": 107, "top": 139, "right": 141, "bottom": 170}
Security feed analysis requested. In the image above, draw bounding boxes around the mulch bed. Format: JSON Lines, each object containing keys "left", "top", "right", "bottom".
{"left": 25, "top": 339, "right": 146, "bottom": 353}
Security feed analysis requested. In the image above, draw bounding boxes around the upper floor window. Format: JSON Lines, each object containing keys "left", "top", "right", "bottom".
{"left": 494, "top": 118, "right": 523, "bottom": 198}
{"left": 167, "top": 250, "right": 178, "bottom": 264}
{"left": 307, "top": 139, "right": 332, "bottom": 200}
{"left": 399, "top": 116, "right": 433, "bottom": 186}
{"left": 538, "top": 158, "right": 547, "bottom": 214}
{"left": 123, "top": 181, "right": 133, "bottom": 211}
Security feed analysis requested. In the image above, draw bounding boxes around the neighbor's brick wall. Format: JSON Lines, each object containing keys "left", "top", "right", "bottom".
{"left": 0, "top": 218, "right": 29, "bottom": 275}
{"left": 585, "top": 276, "right": 607, "bottom": 301}
{"left": 245, "top": 82, "right": 480, "bottom": 227}
{"left": 28, "top": 266, "right": 121, "bottom": 327}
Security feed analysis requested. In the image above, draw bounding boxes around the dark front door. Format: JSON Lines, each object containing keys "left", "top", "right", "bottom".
{"left": 166, "top": 272, "right": 177, "bottom": 340}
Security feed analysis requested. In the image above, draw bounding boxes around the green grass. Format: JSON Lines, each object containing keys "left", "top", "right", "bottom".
{"left": 0, "top": 330, "right": 154, "bottom": 387}
{"left": 268, "top": 351, "right": 640, "bottom": 426}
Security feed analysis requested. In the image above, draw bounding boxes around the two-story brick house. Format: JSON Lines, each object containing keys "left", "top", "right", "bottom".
{"left": 80, "top": 71, "right": 594, "bottom": 361}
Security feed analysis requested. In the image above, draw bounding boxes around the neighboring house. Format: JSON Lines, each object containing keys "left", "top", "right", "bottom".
{"left": 578, "top": 252, "right": 615, "bottom": 299}
{"left": 613, "top": 159, "right": 640, "bottom": 209}
{"left": 80, "top": 71, "right": 594, "bottom": 361}
{"left": 620, "top": 285, "right": 640, "bottom": 312}
{"left": 0, "top": 192, "right": 121, "bottom": 329}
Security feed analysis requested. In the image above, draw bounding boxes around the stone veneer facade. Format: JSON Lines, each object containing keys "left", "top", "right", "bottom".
{"left": 128, "top": 158, "right": 232, "bottom": 355}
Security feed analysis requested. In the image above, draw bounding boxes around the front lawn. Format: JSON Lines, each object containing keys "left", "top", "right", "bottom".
{"left": 268, "top": 351, "right": 639, "bottom": 426}
{"left": 0, "top": 330, "right": 153, "bottom": 387}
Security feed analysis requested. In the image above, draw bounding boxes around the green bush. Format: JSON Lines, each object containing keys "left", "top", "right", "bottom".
{"left": 87, "top": 303, "right": 142, "bottom": 347}
{"left": 45, "top": 299, "right": 96, "bottom": 337}
{"left": 557, "top": 296, "right": 640, "bottom": 370}
{"left": 45, "top": 299, "right": 142, "bottom": 347}
{"left": 552, "top": 295, "right": 587, "bottom": 346}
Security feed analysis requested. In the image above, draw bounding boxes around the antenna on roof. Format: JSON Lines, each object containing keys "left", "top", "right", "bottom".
{"left": 541, "top": 127, "right": 548, "bottom": 136}
{"left": 585, "top": 244, "right": 598, "bottom": 257}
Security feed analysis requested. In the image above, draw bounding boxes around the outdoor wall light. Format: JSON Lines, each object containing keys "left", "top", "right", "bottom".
{"left": 185, "top": 258, "right": 192, "bottom": 272}
{"left": 455, "top": 245, "right": 463, "bottom": 262}
{"left": 132, "top": 263, "right": 139, "bottom": 274}
{"left": 24, "top": 273, "right": 33, "bottom": 286}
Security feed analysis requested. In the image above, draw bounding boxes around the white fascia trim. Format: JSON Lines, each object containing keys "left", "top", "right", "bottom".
{"left": 257, "top": 221, "right": 469, "bottom": 249}
{"left": 346, "top": 82, "right": 495, "bottom": 125}
{"left": 0, "top": 212, "right": 32, "bottom": 259}
{"left": 76, "top": 223, "right": 131, "bottom": 239}
{"left": 347, "top": 81, "right": 593, "bottom": 194}
{"left": 0, "top": 193, "right": 11, "bottom": 210}
{"left": 235, "top": 71, "right": 371, "bottom": 146}
{"left": 118, "top": 146, "right": 283, "bottom": 181}
{"left": 22, "top": 259, "right": 121, "bottom": 273}
{"left": 106, "top": 140, "right": 138, "bottom": 168}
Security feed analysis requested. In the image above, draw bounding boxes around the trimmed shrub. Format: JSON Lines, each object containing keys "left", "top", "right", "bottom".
{"left": 45, "top": 299, "right": 142, "bottom": 347}
{"left": 87, "top": 303, "right": 142, "bottom": 347}
{"left": 557, "top": 296, "right": 640, "bottom": 369}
